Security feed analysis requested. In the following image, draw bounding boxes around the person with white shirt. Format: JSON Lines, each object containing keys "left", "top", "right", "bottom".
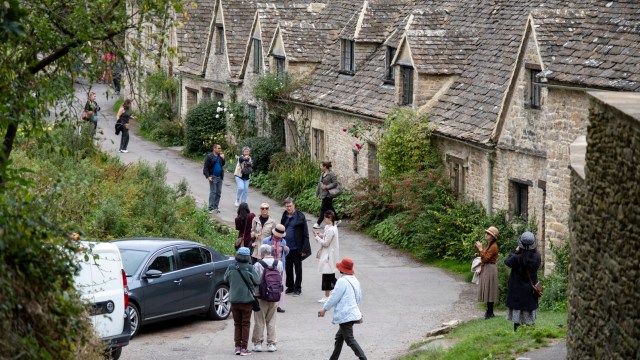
{"left": 314, "top": 210, "right": 340, "bottom": 304}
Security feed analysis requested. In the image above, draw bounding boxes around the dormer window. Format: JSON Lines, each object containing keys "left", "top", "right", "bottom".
{"left": 385, "top": 46, "right": 396, "bottom": 83}
{"left": 401, "top": 66, "right": 413, "bottom": 105}
{"left": 341, "top": 39, "right": 355, "bottom": 74}
{"left": 216, "top": 25, "right": 224, "bottom": 54}
{"left": 253, "top": 38, "right": 262, "bottom": 74}
{"left": 274, "top": 55, "right": 285, "bottom": 78}
{"left": 525, "top": 63, "right": 542, "bottom": 109}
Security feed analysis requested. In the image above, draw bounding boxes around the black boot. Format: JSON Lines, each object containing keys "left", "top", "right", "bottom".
{"left": 484, "top": 302, "right": 495, "bottom": 319}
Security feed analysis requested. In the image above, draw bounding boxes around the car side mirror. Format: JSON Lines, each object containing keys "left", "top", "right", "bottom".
{"left": 143, "top": 269, "right": 163, "bottom": 279}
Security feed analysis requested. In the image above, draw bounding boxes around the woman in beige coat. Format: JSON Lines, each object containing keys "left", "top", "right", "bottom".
{"left": 250, "top": 202, "right": 276, "bottom": 264}
{"left": 314, "top": 210, "right": 340, "bottom": 303}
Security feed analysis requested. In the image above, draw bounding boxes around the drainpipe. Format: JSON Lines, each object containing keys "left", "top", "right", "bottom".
{"left": 486, "top": 149, "right": 494, "bottom": 215}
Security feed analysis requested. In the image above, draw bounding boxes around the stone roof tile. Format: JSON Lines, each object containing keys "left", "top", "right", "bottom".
{"left": 532, "top": 6, "right": 640, "bottom": 91}
{"left": 177, "top": 0, "right": 215, "bottom": 75}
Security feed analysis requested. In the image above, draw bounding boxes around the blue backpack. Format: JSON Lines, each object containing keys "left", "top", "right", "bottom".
{"left": 258, "top": 260, "right": 283, "bottom": 302}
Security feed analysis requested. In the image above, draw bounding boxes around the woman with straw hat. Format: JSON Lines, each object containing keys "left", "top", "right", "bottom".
{"left": 475, "top": 226, "right": 500, "bottom": 319}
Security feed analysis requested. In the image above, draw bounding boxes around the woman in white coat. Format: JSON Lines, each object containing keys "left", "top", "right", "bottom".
{"left": 314, "top": 210, "right": 340, "bottom": 303}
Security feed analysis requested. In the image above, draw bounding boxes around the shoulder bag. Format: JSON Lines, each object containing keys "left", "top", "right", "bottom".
{"left": 327, "top": 181, "right": 343, "bottom": 197}
{"left": 235, "top": 265, "right": 261, "bottom": 312}
{"left": 344, "top": 278, "right": 363, "bottom": 324}
{"left": 526, "top": 270, "right": 544, "bottom": 298}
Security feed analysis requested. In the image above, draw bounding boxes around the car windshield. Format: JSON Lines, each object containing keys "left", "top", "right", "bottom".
{"left": 119, "top": 249, "right": 150, "bottom": 276}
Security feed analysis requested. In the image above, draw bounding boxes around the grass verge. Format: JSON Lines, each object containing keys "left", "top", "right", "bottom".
{"left": 401, "top": 311, "right": 566, "bottom": 360}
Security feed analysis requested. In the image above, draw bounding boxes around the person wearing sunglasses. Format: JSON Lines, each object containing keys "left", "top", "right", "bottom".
{"left": 251, "top": 203, "right": 277, "bottom": 264}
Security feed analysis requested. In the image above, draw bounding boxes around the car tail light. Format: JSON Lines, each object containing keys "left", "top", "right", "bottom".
{"left": 121, "top": 269, "right": 129, "bottom": 309}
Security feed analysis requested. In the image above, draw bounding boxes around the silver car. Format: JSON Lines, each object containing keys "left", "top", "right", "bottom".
{"left": 113, "top": 238, "right": 233, "bottom": 337}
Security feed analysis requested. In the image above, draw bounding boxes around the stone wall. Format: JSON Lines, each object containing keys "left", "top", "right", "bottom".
{"left": 567, "top": 92, "right": 640, "bottom": 360}
{"left": 433, "top": 137, "right": 490, "bottom": 209}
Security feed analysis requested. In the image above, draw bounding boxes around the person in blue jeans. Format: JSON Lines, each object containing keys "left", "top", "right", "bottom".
{"left": 234, "top": 146, "right": 253, "bottom": 206}
{"left": 203, "top": 144, "right": 225, "bottom": 213}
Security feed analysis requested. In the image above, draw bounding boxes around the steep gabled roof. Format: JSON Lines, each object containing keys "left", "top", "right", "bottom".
{"left": 397, "top": 9, "right": 478, "bottom": 75}
{"left": 400, "top": 29, "right": 478, "bottom": 75}
{"left": 426, "top": 0, "right": 597, "bottom": 146}
{"left": 221, "top": 0, "right": 260, "bottom": 78}
{"left": 277, "top": 20, "right": 334, "bottom": 63}
{"left": 176, "top": 0, "right": 216, "bottom": 75}
{"left": 339, "top": 0, "right": 412, "bottom": 43}
{"left": 532, "top": 7, "right": 640, "bottom": 91}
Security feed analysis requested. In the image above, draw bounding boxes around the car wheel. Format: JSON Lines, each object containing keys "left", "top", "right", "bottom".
{"left": 206, "top": 284, "right": 230, "bottom": 320}
{"left": 107, "top": 347, "right": 122, "bottom": 360}
{"left": 127, "top": 303, "right": 141, "bottom": 337}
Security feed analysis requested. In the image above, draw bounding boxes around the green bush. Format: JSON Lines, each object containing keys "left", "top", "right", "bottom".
{"left": 137, "top": 102, "right": 184, "bottom": 146}
{"left": 538, "top": 241, "right": 569, "bottom": 311}
{"left": 184, "top": 100, "right": 227, "bottom": 155}
{"left": 0, "top": 188, "right": 103, "bottom": 359}
{"left": 238, "top": 136, "right": 278, "bottom": 174}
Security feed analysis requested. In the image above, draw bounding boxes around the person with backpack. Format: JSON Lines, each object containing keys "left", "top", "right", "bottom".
{"left": 262, "top": 224, "right": 289, "bottom": 313}
{"left": 251, "top": 244, "right": 284, "bottom": 353}
{"left": 234, "top": 146, "right": 253, "bottom": 207}
{"left": 115, "top": 99, "right": 134, "bottom": 153}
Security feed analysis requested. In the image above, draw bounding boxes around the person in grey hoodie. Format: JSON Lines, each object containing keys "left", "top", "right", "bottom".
{"left": 318, "top": 258, "right": 366, "bottom": 360}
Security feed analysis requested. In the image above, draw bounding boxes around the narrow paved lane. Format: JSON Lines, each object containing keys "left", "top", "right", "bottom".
{"left": 78, "top": 83, "right": 477, "bottom": 359}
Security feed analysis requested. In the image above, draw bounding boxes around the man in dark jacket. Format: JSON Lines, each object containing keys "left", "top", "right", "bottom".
{"left": 280, "top": 197, "right": 311, "bottom": 296}
{"left": 203, "top": 144, "right": 225, "bottom": 213}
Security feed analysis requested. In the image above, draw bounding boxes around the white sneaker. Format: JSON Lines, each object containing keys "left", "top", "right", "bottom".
{"left": 267, "top": 343, "right": 276, "bottom": 352}
{"left": 312, "top": 224, "right": 321, "bottom": 229}
{"left": 252, "top": 343, "right": 262, "bottom": 352}
{"left": 317, "top": 297, "right": 328, "bottom": 303}
{"left": 121, "top": 150, "right": 129, "bottom": 153}
{"left": 234, "top": 199, "right": 240, "bottom": 207}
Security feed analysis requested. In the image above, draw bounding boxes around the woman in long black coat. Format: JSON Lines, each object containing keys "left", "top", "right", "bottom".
{"left": 504, "top": 231, "right": 541, "bottom": 332}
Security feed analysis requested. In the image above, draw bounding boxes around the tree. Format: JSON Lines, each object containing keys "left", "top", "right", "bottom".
{"left": 0, "top": 0, "right": 188, "bottom": 187}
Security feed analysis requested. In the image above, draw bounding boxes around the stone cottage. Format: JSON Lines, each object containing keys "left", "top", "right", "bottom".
{"left": 137, "top": 0, "right": 640, "bottom": 270}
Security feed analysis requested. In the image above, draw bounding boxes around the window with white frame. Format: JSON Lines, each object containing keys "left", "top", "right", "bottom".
{"left": 341, "top": 39, "right": 355, "bottom": 73}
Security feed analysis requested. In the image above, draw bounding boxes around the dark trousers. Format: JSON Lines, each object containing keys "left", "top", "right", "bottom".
{"left": 329, "top": 321, "right": 367, "bottom": 360}
{"left": 231, "top": 303, "right": 253, "bottom": 348}
{"left": 113, "top": 76, "right": 121, "bottom": 93}
{"left": 285, "top": 249, "right": 303, "bottom": 291}
{"left": 119, "top": 129, "right": 129, "bottom": 150}
{"left": 317, "top": 197, "right": 338, "bottom": 225}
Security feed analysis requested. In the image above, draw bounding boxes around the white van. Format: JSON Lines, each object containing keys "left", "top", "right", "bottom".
{"left": 74, "top": 242, "right": 131, "bottom": 359}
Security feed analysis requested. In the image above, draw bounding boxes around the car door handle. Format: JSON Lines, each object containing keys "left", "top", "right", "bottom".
{"left": 205, "top": 272, "right": 214, "bottom": 277}
{"left": 174, "top": 279, "right": 183, "bottom": 285}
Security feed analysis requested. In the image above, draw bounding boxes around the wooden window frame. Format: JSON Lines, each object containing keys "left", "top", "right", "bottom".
{"left": 340, "top": 39, "right": 355, "bottom": 74}
{"left": 446, "top": 155, "right": 465, "bottom": 197}
{"left": 312, "top": 128, "right": 325, "bottom": 161}
{"left": 385, "top": 46, "right": 396, "bottom": 84}
{"left": 510, "top": 179, "right": 531, "bottom": 220}
{"left": 401, "top": 66, "right": 414, "bottom": 105}
{"left": 274, "top": 55, "right": 285, "bottom": 78}
{"left": 253, "top": 38, "right": 262, "bottom": 74}
{"left": 216, "top": 25, "right": 225, "bottom": 54}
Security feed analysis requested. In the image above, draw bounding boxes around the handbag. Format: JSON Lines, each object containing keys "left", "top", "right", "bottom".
{"left": 526, "top": 270, "right": 544, "bottom": 298}
{"left": 327, "top": 182, "right": 343, "bottom": 197}
{"left": 235, "top": 265, "right": 260, "bottom": 312}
